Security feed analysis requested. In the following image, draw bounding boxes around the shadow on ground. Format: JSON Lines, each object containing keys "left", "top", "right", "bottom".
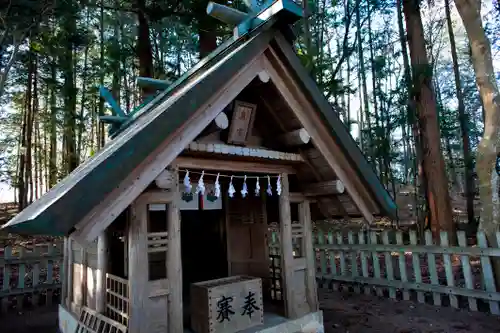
{"left": 1, "top": 291, "right": 500, "bottom": 333}
{"left": 320, "top": 289, "right": 500, "bottom": 333}
{"left": 0, "top": 304, "right": 58, "bottom": 333}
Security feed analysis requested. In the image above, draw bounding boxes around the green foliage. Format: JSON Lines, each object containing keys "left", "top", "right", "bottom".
{"left": 0, "top": 0, "right": 493, "bottom": 207}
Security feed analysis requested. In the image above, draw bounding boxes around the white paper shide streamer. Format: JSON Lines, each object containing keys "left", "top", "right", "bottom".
{"left": 181, "top": 170, "right": 281, "bottom": 199}
{"left": 183, "top": 171, "right": 192, "bottom": 193}
{"left": 276, "top": 174, "right": 282, "bottom": 196}
{"left": 196, "top": 171, "right": 206, "bottom": 195}
{"left": 266, "top": 175, "right": 273, "bottom": 196}
{"left": 241, "top": 175, "right": 248, "bottom": 198}
{"left": 228, "top": 175, "right": 236, "bottom": 198}
{"left": 255, "top": 176, "right": 260, "bottom": 196}
{"left": 214, "top": 173, "right": 221, "bottom": 198}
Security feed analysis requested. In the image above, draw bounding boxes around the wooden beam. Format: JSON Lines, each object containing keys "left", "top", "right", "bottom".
{"left": 258, "top": 70, "right": 270, "bottom": 83}
{"left": 289, "top": 192, "right": 317, "bottom": 203}
{"left": 62, "top": 237, "right": 69, "bottom": 306}
{"left": 79, "top": 246, "right": 87, "bottom": 308}
{"left": 206, "top": 2, "right": 250, "bottom": 25}
{"left": 279, "top": 128, "right": 310, "bottom": 146}
{"left": 66, "top": 238, "right": 74, "bottom": 308}
{"left": 197, "top": 112, "right": 229, "bottom": 139}
{"left": 167, "top": 169, "right": 183, "bottom": 333}
{"left": 136, "top": 77, "right": 172, "bottom": 90}
{"left": 299, "top": 200, "right": 318, "bottom": 312}
{"left": 302, "top": 180, "right": 345, "bottom": 196}
{"left": 263, "top": 50, "right": 375, "bottom": 224}
{"left": 173, "top": 156, "right": 298, "bottom": 174}
{"left": 71, "top": 54, "right": 266, "bottom": 244}
{"left": 128, "top": 199, "right": 148, "bottom": 333}
{"left": 258, "top": 95, "right": 331, "bottom": 218}
{"left": 99, "top": 115, "right": 128, "bottom": 124}
{"left": 279, "top": 174, "right": 296, "bottom": 319}
{"left": 96, "top": 232, "right": 108, "bottom": 313}
{"left": 99, "top": 86, "right": 125, "bottom": 117}
{"left": 186, "top": 142, "right": 304, "bottom": 161}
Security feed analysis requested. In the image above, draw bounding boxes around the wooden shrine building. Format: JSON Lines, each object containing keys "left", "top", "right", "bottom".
{"left": 3, "top": 1, "right": 397, "bottom": 333}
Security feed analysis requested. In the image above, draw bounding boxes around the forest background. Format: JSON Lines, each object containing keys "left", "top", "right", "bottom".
{"left": 0, "top": 0, "right": 499, "bottom": 235}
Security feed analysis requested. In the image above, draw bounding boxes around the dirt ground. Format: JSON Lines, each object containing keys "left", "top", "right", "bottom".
{"left": 1, "top": 290, "right": 500, "bottom": 333}
{"left": 320, "top": 289, "right": 500, "bottom": 333}
{"left": 0, "top": 304, "right": 58, "bottom": 333}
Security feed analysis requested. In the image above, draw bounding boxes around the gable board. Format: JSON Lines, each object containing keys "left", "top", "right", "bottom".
{"left": 3, "top": 21, "right": 396, "bottom": 240}
{"left": 262, "top": 53, "right": 374, "bottom": 224}
{"left": 71, "top": 54, "right": 268, "bottom": 244}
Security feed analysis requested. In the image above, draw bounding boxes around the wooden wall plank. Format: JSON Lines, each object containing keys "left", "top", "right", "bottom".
{"left": 382, "top": 231, "right": 396, "bottom": 299}
{"left": 279, "top": 174, "right": 296, "bottom": 319}
{"left": 440, "top": 231, "right": 458, "bottom": 308}
{"left": 477, "top": 232, "right": 500, "bottom": 315}
{"left": 167, "top": 169, "right": 183, "bottom": 333}
{"left": 395, "top": 232, "right": 410, "bottom": 301}
{"left": 457, "top": 231, "right": 478, "bottom": 311}
{"left": 410, "top": 231, "right": 425, "bottom": 303}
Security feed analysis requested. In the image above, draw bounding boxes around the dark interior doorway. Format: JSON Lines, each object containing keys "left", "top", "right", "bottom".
{"left": 181, "top": 209, "right": 228, "bottom": 325}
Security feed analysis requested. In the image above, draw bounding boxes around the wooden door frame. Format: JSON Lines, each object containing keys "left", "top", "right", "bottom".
{"left": 282, "top": 193, "right": 318, "bottom": 318}
{"left": 128, "top": 185, "right": 183, "bottom": 333}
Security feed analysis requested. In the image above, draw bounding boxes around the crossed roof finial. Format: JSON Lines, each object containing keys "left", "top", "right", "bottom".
{"left": 207, "top": 0, "right": 303, "bottom": 37}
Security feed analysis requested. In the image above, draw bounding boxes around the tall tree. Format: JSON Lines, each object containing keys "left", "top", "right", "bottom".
{"left": 455, "top": 0, "right": 500, "bottom": 287}
{"left": 444, "top": 0, "right": 475, "bottom": 227}
{"left": 402, "top": 0, "right": 455, "bottom": 238}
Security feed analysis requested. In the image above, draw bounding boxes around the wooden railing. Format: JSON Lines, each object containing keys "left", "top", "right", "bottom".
{"left": 2, "top": 226, "right": 499, "bottom": 319}
{"left": 314, "top": 229, "right": 500, "bottom": 315}
{"left": 0, "top": 242, "right": 63, "bottom": 313}
{"left": 105, "top": 273, "right": 129, "bottom": 326}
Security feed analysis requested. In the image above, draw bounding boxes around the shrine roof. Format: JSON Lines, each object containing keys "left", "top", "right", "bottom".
{"left": 2, "top": 2, "right": 396, "bottom": 236}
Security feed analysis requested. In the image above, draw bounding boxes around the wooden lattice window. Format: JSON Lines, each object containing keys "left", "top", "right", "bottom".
{"left": 76, "top": 306, "right": 127, "bottom": 333}
{"left": 147, "top": 204, "right": 168, "bottom": 281}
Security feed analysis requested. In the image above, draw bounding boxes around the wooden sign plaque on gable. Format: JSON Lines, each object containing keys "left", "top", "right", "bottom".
{"left": 227, "top": 100, "right": 257, "bottom": 145}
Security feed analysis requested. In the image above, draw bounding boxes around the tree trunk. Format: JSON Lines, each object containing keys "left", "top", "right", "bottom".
{"left": 49, "top": 63, "right": 58, "bottom": 187}
{"left": 397, "top": 0, "right": 427, "bottom": 230}
{"left": 445, "top": 0, "right": 475, "bottom": 227}
{"left": 77, "top": 8, "right": 91, "bottom": 162}
{"left": 32, "top": 54, "right": 40, "bottom": 201}
{"left": 455, "top": 0, "right": 500, "bottom": 288}
{"left": 25, "top": 51, "right": 35, "bottom": 205}
{"left": 137, "top": 0, "right": 154, "bottom": 89}
{"left": 61, "top": 13, "right": 78, "bottom": 174}
{"left": 355, "top": 1, "right": 373, "bottom": 163}
{"left": 402, "top": 0, "right": 455, "bottom": 240}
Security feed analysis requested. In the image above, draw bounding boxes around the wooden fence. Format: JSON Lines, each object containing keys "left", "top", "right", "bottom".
{"left": 0, "top": 241, "right": 63, "bottom": 313}
{"left": 2, "top": 227, "right": 500, "bottom": 318}
{"left": 313, "top": 229, "right": 500, "bottom": 315}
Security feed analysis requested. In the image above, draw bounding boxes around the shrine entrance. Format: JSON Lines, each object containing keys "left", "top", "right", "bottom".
{"left": 181, "top": 208, "right": 228, "bottom": 327}
{"left": 178, "top": 170, "right": 288, "bottom": 331}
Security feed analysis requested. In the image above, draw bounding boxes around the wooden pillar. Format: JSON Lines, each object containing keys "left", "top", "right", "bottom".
{"left": 62, "top": 237, "right": 69, "bottom": 306}
{"left": 79, "top": 246, "right": 87, "bottom": 308}
{"left": 96, "top": 232, "right": 108, "bottom": 313}
{"left": 278, "top": 173, "right": 296, "bottom": 318}
{"left": 299, "top": 200, "right": 318, "bottom": 311}
{"left": 167, "top": 169, "right": 183, "bottom": 333}
{"left": 66, "top": 238, "right": 74, "bottom": 308}
{"left": 128, "top": 203, "right": 148, "bottom": 333}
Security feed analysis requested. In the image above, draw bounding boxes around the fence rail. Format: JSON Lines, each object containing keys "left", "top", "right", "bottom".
{"left": 2, "top": 226, "right": 500, "bottom": 318}
{"left": 313, "top": 229, "right": 500, "bottom": 315}
{"left": 0, "top": 241, "right": 63, "bottom": 313}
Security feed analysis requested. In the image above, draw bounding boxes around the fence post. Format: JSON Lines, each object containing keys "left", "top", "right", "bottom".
{"left": 477, "top": 231, "right": 500, "bottom": 315}
{"left": 457, "top": 231, "right": 477, "bottom": 311}
{"left": 1, "top": 246, "right": 12, "bottom": 312}
{"left": 409, "top": 231, "right": 424, "bottom": 303}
